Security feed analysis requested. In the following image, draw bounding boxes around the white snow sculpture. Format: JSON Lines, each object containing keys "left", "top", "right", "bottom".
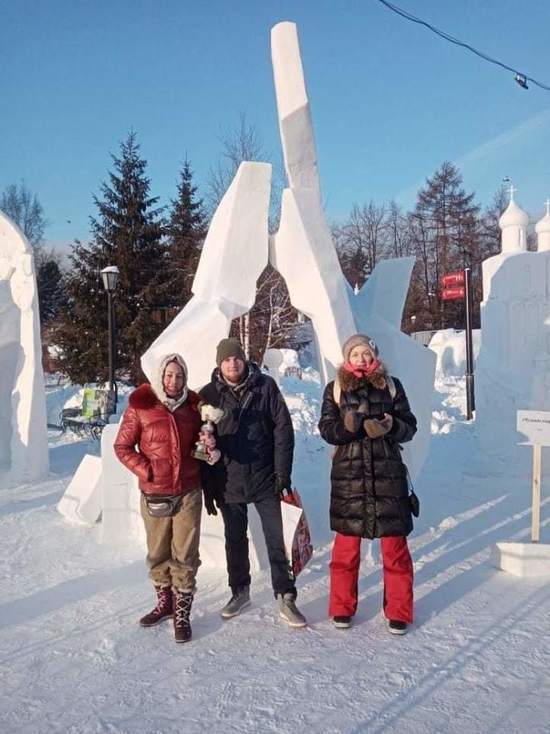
{"left": 94, "top": 20, "right": 436, "bottom": 560}
{"left": 0, "top": 211, "right": 48, "bottom": 486}
{"left": 271, "top": 22, "right": 434, "bottom": 478}
{"left": 58, "top": 454, "right": 103, "bottom": 525}
{"left": 476, "top": 190, "right": 550, "bottom": 455}
{"left": 479, "top": 191, "right": 550, "bottom": 572}
{"left": 142, "top": 162, "right": 272, "bottom": 389}
{"left": 270, "top": 22, "right": 356, "bottom": 382}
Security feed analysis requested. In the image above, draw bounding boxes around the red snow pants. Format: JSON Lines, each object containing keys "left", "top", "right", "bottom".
{"left": 329, "top": 533, "right": 413, "bottom": 623}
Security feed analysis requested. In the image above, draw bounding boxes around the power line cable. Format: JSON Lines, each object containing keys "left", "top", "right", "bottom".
{"left": 375, "top": 0, "right": 550, "bottom": 91}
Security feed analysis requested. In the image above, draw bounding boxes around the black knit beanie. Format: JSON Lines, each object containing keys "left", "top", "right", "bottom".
{"left": 216, "top": 337, "right": 246, "bottom": 368}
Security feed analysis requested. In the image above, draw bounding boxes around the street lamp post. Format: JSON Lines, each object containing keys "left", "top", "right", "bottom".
{"left": 100, "top": 266, "right": 120, "bottom": 413}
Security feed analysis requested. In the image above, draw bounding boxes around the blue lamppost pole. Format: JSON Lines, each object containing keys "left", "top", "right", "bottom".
{"left": 100, "top": 266, "right": 120, "bottom": 412}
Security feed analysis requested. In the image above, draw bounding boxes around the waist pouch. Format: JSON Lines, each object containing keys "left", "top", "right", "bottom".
{"left": 144, "top": 494, "right": 183, "bottom": 518}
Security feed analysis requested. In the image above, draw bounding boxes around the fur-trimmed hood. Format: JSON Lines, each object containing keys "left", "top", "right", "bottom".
{"left": 128, "top": 383, "right": 201, "bottom": 412}
{"left": 337, "top": 361, "right": 388, "bottom": 393}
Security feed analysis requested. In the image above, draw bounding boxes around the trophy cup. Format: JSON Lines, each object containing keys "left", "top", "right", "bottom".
{"left": 192, "top": 405, "right": 225, "bottom": 464}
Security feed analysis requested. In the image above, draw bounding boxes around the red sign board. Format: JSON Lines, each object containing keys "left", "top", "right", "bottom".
{"left": 441, "top": 286, "right": 465, "bottom": 301}
{"left": 442, "top": 271, "right": 465, "bottom": 287}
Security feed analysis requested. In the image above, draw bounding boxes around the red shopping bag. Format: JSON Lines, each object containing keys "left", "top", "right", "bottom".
{"left": 281, "top": 489, "right": 313, "bottom": 576}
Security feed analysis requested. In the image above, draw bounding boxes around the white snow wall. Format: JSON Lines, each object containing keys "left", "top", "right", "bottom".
{"left": 0, "top": 211, "right": 48, "bottom": 486}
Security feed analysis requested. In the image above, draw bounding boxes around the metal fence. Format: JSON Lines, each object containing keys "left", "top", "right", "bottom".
{"left": 410, "top": 330, "right": 437, "bottom": 347}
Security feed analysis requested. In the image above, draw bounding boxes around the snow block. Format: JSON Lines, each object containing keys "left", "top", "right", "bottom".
{"left": 57, "top": 454, "right": 102, "bottom": 526}
{"left": 490, "top": 541, "right": 550, "bottom": 577}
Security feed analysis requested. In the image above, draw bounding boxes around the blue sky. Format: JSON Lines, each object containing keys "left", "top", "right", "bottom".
{"left": 3, "top": 0, "right": 550, "bottom": 251}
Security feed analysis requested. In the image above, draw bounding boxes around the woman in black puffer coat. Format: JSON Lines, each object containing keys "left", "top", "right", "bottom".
{"left": 318, "top": 334, "right": 417, "bottom": 635}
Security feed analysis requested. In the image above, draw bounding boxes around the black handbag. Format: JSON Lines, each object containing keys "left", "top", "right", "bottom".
{"left": 406, "top": 468, "right": 420, "bottom": 518}
{"left": 144, "top": 494, "right": 183, "bottom": 518}
{"left": 409, "top": 490, "right": 420, "bottom": 518}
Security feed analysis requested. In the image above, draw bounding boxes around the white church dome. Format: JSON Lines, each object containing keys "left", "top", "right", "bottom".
{"left": 535, "top": 202, "right": 550, "bottom": 235}
{"left": 536, "top": 201, "right": 550, "bottom": 251}
{"left": 499, "top": 199, "right": 530, "bottom": 229}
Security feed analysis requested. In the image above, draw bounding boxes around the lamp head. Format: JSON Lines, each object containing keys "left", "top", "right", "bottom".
{"left": 100, "top": 265, "right": 120, "bottom": 293}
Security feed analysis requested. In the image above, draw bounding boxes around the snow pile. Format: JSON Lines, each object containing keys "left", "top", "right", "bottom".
{"left": 429, "top": 328, "right": 481, "bottom": 380}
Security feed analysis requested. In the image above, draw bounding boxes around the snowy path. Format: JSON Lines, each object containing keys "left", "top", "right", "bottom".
{"left": 1, "top": 376, "right": 550, "bottom": 733}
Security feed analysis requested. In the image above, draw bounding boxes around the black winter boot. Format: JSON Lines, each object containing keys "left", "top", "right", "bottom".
{"left": 174, "top": 590, "right": 193, "bottom": 643}
{"left": 139, "top": 586, "right": 173, "bottom": 627}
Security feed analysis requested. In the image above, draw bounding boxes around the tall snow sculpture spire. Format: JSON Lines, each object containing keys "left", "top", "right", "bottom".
{"left": 535, "top": 199, "right": 550, "bottom": 252}
{"left": 499, "top": 184, "right": 529, "bottom": 253}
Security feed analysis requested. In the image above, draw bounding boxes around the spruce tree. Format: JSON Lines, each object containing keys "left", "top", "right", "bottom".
{"left": 57, "top": 132, "right": 168, "bottom": 384}
{"left": 166, "top": 160, "right": 207, "bottom": 308}
{"left": 36, "top": 257, "right": 65, "bottom": 325}
{"left": 410, "top": 162, "right": 480, "bottom": 329}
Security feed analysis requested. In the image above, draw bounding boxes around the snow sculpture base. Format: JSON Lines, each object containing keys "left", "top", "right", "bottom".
{"left": 58, "top": 455, "right": 102, "bottom": 526}
{"left": 491, "top": 541, "right": 550, "bottom": 577}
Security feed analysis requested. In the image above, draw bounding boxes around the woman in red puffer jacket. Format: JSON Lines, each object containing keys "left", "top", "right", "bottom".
{"left": 114, "top": 353, "right": 215, "bottom": 644}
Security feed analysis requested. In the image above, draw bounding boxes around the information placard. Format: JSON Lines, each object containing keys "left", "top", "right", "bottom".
{"left": 517, "top": 410, "right": 550, "bottom": 447}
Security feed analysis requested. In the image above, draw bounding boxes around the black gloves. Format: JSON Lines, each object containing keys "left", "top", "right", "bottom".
{"left": 275, "top": 474, "right": 292, "bottom": 498}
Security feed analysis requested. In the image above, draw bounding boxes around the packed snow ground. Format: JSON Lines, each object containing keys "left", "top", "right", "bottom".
{"left": 2, "top": 360, "right": 550, "bottom": 733}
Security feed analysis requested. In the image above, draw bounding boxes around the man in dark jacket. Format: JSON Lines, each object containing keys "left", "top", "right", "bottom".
{"left": 200, "top": 337, "right": 306, "bottom": 627}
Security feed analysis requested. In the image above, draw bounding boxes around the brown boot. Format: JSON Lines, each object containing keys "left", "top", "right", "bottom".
{"left": 139, "top": 586, "right": 173, "bottom": 627}
{"left": 173, "top": 589, "right": 193, "bottom": 643}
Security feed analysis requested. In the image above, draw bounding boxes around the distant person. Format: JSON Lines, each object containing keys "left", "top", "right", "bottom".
{"left": 318, "top": 334, "right": 417, "bottom": 634}
{"left": 200, "top": 337, "right": 307, "bottom": 628}
{"left": 114, "top": 353, "right": 216, "bottom": 644}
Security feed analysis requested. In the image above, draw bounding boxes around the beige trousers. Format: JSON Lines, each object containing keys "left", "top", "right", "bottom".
{"left": 140, "top": 488, "right": 202, "bottom": 592}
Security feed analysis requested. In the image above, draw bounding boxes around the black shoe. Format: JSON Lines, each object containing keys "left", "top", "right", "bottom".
{"left": 388, "top": 619, "right": 408, "bottom": 635}
{"left": 333, "top": 616, "right": 352, "bottom": 629}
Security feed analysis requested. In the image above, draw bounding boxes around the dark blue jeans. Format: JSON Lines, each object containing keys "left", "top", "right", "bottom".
{"left": 220, "top": 494, "right": 296, "bottom": 597}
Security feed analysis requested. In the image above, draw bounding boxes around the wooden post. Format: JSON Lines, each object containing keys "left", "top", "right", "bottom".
{"left": 532, "top": 444, "right": 542, "bottom": 542}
